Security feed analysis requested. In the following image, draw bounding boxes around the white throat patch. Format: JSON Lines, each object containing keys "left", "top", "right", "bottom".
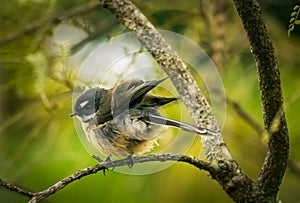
{"left": 79, "top": 113, "right": 96, "bottom": 122}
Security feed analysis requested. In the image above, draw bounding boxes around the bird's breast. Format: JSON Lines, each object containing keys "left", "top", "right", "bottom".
{"left": 80, "top": 110, "right": 165, "bottom": 157}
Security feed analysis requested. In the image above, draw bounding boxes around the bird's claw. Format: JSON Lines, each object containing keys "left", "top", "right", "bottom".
{"left": 104, "top": 156, "right": 115, "bottom": 171}
{"left": 91, "top": 155, "right": 114, "bottom": 175}
{"left": 127, "top": 155, "right": 134, "bottom": 168}
{"left": 91, "top": 155, "right": 133, "bottom": 173}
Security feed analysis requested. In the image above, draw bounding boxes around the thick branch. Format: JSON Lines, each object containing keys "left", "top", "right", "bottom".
{"left": 99, "top": 0, "right": 222, "bottom": 158}
{"left": 1, "top": 1, "right": 291, "bottom": 202}
{"left": 0, "top": 2, "right": 101, "bottom": 45}
{"left": 233, "top": 0, "right": 289, "bottom": 199}
{"left": 98, "top": 0, "right": 257, "bottom": 201}
{"left": 100, "top": 0, "right": 219, "bottom": 133}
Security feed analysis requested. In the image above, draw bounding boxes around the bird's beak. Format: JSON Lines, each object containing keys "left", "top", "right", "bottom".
{"left": 70, "top": 112, "right": 77, "bottom": 117}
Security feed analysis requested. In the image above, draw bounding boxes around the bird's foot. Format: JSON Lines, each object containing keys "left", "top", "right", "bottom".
{"left": 91, "top": 155, "right": 114, "bottom": 175}
{"left": 104, "top": 156, "right": 115, "bottom": 171}
{"left": 127, "top": 155, "right": 134, "bottom": 168}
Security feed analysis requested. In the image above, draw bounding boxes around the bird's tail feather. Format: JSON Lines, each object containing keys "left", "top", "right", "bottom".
{"left": 143, "top": 113, "right": 218, "bottom": 136}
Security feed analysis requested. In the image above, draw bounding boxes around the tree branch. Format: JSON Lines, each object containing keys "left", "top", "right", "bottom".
{"left": 0, "top": 178, "right": 34, "bottom": 198}
{"left": 70, "top": 16, "right": 116, "bottom": 54}
{"left": 287, "top": 158, "right": 300, "bottom": 178}
{"left": 1, "top": 1, "right": 291, "bottom": 202}
{"left": 98, "top": 0, "right": 258, "bottom": 201}
{"left": 228, "top": 97, "right": 300, "bottom": 179}
{"left": 232, "top": 0, "right": 289, "bottom": 199}
{"left": 0, "top": 154, "right": 214, "bottom": 203}
{"left": 99, "top": 0, "right": 222, "bottom": 158}
{"left": 0, "top": 2, "right": 101, "bottom": 45}
{"left": 227, "top": 97, "right": 264, "bottom": 135}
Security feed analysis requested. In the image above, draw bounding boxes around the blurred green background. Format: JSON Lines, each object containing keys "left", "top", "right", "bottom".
{"left": 1, "top": 0, "right": 300, "bottom": 202}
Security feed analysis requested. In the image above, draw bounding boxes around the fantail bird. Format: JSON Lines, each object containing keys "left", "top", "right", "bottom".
{"left": 71, "top": 78, "right": 217, "bottom": 157}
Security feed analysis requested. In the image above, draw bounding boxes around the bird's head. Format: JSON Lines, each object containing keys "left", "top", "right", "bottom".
{"left": 71, "top": 87, "right": 107, "bottom": 122}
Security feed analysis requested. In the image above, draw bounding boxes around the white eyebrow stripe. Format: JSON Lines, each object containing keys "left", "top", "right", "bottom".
{"left": 79, "top": 100, "right": 89, "bottom": 108}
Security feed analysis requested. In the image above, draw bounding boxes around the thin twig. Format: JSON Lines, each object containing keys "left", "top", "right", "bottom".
{"left": 0, "top": 154, "right": 213, "bottom": 203}
{"left": 0, "top": 2, "right": 101, "bottom": 45}
{"left": 0, "top": 178, "right": 34, "bottom": 198}
{"left": 287, "top": 158, "right": 300, "bottom": 178}
{"left": 70, "top": 17, "right": 115, "bottom": 54}
{"left": 227, "top": 97, "right": 264, "bottom": 134}
{"left": 228, "top": 97, "right": 300, "bottom": 179}
{"left": 28, "top": 154, "right": 212, "bottom": 203}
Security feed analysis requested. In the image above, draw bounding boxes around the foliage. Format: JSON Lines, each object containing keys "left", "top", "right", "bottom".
{"left": 0, "top": 0, "right": 299, "bottom": 202}
{"left": 288, "top": 4, "right": 300, "bottom": 36}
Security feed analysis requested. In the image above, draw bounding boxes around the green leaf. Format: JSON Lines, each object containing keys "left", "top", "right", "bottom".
{"left": 288, "top": 25, "right": 295, "bottom": 31}
{"left": 294, "top": 5, "right": 299, "bottom": 10}
{"left": 295, "top": 20, "right": 300, "bottom": 25}
{"left": 291, "top": 11, "right": 298, "bottom": 17}
{"left": 290, "top": 17, "right": 295, "bottom": 23}
{"left": 288, "top": 23, "right": 295, "bottom": 28}
{"left": 288, "top": 25, "right": 295, "bottom": 36}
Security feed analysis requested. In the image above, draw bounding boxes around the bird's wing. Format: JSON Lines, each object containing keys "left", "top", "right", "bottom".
{"left": 142, "top": 112, "right": 219, "bottom": 136}
{"left": 138, "top": 95, "right": 177, "bottom": 108}
{"left": 112, "top": 78, "right": 168, "bottom": 116}
{"left": 95, "top": 88, "right": 113, "bottom": 124}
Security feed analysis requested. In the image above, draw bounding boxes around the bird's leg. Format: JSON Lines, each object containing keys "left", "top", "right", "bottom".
{"left": 104, "top": 156, "right": 112, "bottom": 163}
{"left": 104, "top": 156, "right": 115, "bottom": 171}
{"left": 91, "top": 155, "right": 114, "bottom": 175}
{"left": 127, "top": 155, "right": 134, "bottom": 168}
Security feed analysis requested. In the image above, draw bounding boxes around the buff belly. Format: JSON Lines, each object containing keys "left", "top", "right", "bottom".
{"left": 81, "top": 114, "right": 165, "bottom": 157}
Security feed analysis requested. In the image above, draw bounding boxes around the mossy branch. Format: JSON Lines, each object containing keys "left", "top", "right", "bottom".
{"left": 233, "top": 0, "right": 289, "bottom": 199}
